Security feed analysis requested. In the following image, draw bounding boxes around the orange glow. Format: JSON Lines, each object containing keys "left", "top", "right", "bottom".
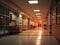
{"left": 33, "top": 21, "right": 38, "bottom": 27}
{"left": 36, "top": 23, "right": 38, "bottom": 26}
{"left": 39, "top": 20, "right": 42, "bottom": 24}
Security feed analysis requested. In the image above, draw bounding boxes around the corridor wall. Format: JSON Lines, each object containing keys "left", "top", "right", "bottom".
{"left": 49, "top": 0, "right": 60, "bottom": 41}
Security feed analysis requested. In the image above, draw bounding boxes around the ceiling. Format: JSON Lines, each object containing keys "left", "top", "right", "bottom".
{"left": 0, "top": 0, "right": 52, "bottom": 22}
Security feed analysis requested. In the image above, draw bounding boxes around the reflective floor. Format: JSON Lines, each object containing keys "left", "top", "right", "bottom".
{"left": 0, "top": 27, "right": 60, "bottom": 45}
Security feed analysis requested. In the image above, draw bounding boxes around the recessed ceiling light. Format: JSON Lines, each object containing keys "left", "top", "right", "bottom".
{"left": 34, "top": 10, "right": 40, "bottom": 12}
{"left": 28, "top": 0, "right": 38, "bottom": 4}
{"left": 38, "top": 18, "right": 41, "bottom": 19}
{"left": 37, "top": 16, "right": 41, "bottom": 18}
{"left": 36, "top": 13, "right": 40, "bottom": 15}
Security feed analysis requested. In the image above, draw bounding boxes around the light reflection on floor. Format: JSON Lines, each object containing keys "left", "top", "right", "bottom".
{"left": 36, "top": 30, "right": 42, "bottom": 45}
{"left": 0, "top": 27, "right": 60, "bottom": 45}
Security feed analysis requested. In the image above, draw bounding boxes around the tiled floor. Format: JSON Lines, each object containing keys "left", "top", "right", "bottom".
{"left": 0, "top": 27, "right": 60, "bottom": 45}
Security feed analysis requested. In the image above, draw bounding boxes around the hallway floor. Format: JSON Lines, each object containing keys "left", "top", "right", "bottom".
{"left": 0, "top": 27, "right": 60, "bottom": 45}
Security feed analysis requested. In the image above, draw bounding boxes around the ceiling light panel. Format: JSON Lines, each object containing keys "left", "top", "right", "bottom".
{"left": 37, "top": 16, "right": 41, "bottom": 17}
{"left": 36, "top": 13, "right": 40, "bottom": 15}
{"left": 37, "top": 18, "right": 41, "bottom": 19}
{"left": 34, "top": 10, "right": 40, "bottom": 12}
{"left": 28, "top": 0, "right": 38, "bottom": 4}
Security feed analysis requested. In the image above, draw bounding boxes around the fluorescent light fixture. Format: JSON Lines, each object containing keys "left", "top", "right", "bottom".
{"left": 37, "top": 18, "right": 41, "bottom": 19}
{"left": 28, "top": 0, "right": 38, "bottom": 4}
{"left": 37, "top": 16, "right": 41, "bottom": 19}
{"left": 36, "top": 13, "right": 40, "bottom": 15}
{"left": 34, "top": 10, "right": 40, "bottom": 12}
{"left": 37, "top": 16, "right": 41, "bottom": 17}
